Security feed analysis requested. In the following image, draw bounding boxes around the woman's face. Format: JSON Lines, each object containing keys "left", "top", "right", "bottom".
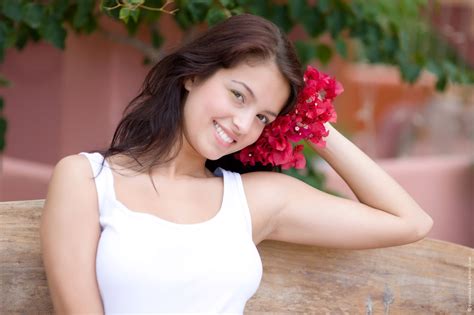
{"left": 182, "top": 60, "right": 290, "bottom": 161}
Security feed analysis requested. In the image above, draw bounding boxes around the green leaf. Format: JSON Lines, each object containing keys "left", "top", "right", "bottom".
{"left": 248, "top": 0, "right": 271, "bottom": 19}
{"left": 142, "top": 56, "right": 151, "bottom": 65}
{"left": 29, "top": 28, "right": 41, "bottom": 42}
{"left": 435, "top": 74, "right": 447, "bottom": 91}
{"left": 236, "top": 0, "right": 252, "bottom": 5}
{"left": 270, "top": 5, "right": 292, "bottom": 33}
{"left": 22, "top": 3, "right": 44, "bottom": 29}
{"left": 0, "top": 97, "right": 3, "bottom": 111}
{"left": 0, "top": 74, "right": 11, "bottom": 87}
{"left": 364, "top": 45, "right": 380, "bottom": 62}
{"left": 396, "top": 51, "right": 421, "bottom": 83}
{"left": 125, "top": 19, "right": 140, "bottom": 35}
{"left": 230, "top": 7, "right": 244, "bottom": 15}
{"left": 40, "top": 18, "right": 67, "bottom": 49}
{"left": 0, "top": 116, "right": 7, "bottom": 152}
{"left": 0, "top": 21, "right": 10, "bottom": 62}
{"left": 295, "top": 40, "right": 317, "bottom": 65}
{"left": 50, "top": 0, "right": 70, "bottom": 20}
{"left": 129, "top": 0, "right": 144, "bottom": 4}
{"left": 335, "top": 36, "right": 347, "bottom": 58}
{"left": 318, "top": 0, "right": 332, "bottom": 13}
{"left": 400, "top": 62, "right": 421, "bottom": 83}
{"left": 187, "top": 0, "right": 213, "bottom": 23}
{"left": 381, "top": 35, "right": 398, "bottom": 57}
{"left": 443, "top": 60, "right": 458, "bottom": 79}
{"left": 73, "top": 0, "right": 95, "bottom": 29}
{"left": 316, "top": 43, "right": 332, "bottom": 65}
{"left": 119, "top": 7, "right": 131, "bottom": 23}
{"left": 4, "top": 24, "right": 17, "bottom": 49}
{"left": 365, "top": 23, "right": 383, "bottom": 44}
{"left": 219, "top": 0, "right": 236, "bottom": 9}
{"left": 205, "top": 5, "right": 228, "bottom": 26}
{"left": 174, "top": 9, "right": 193, "bottom": 30}
{"left": 0, "top": 74, "right": 9, "bottom": 87}
{"left": 288, "top": 0, "right": 306, "bottom": 21}
{"left": 2, "top": 0, "right": 23, "bottom": 21}
{"left": 327, "top": 9, "right": 345, "bottom": 38}
{"left": 150, "top": 28, "right": 163, "bottom": 48}
{"left": 301, "top": 141, "right": 317, "bottom": 160}
{"left": 130, "top": 8, "right": 140, "bottom": 23}
{"left": 101, "top": 0, "right": 121, "bottom": 19}
{"left": 302, "top": 7, "right": 325, "bottom": 38}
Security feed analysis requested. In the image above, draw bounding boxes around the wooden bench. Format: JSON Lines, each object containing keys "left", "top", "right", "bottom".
{"left": 1, "top": 200, "right": 472, "bottom": 313}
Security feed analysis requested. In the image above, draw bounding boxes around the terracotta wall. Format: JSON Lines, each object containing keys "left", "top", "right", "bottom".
{"left": 0, "top": 14, "right": 472, "bottom": 248}
{"left": 322, "top": 154, "right": 473, "bottom": 248}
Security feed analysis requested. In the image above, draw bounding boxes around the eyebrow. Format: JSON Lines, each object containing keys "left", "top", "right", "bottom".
{"left": 231, "top": 80, "right": 278, "bottom": 118}
{"left": 231, "top": 79, "right": 257, "bottom": 100}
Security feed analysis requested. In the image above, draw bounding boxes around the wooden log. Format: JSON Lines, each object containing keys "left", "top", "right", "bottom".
{"left": 1, "top": 200, "right": 472, "bottom": 314}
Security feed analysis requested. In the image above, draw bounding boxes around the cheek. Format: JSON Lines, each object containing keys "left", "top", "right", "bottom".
{"left": 239, "top": 127, "right": 264, "bottom": 148}
{"left": 198, "top": 92, "right": 229, "bottom": 117}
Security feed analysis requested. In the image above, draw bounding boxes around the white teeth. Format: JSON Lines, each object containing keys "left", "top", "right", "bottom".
{"left": 213, "top": 121, "right": 233, "bottom": 144}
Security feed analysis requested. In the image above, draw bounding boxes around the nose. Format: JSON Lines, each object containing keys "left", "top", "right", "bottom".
{"left": 232, "top": 108, "right": 255, "bottom": 136}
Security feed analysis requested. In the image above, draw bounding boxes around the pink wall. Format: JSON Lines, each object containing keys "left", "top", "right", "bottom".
{"left": 0, "top": 156, "right": 52, "bottom": 201}
{"left": 0, "top": 25, "right": 152, "bottom": 165}
{"left": 0, "top": 15, "right": 185, "bottom": 165}
{"left": 1, "top": 44, "right": 62, "bottom": 164}
{"left": 0, "top": 16, "right": 472, "bottom": 248}
{"left": 322, "top": 154, "right": 473, "bottom": 248}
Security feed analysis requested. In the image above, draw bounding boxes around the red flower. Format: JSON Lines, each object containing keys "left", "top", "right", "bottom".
{"left": 235, "top": 65, "right": 343, "bottom": 169}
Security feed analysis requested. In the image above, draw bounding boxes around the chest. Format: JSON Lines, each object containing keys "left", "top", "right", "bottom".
{"left": 110, "top": 168, "right": 269, "bottom": 245}
{"left": 96, "top": 213, "right": 263, "bottom": 313}
{"left": 113, "top": 172, "right": 224, "bottom": 224}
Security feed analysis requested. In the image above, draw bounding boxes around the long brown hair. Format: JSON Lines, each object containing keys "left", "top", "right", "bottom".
{"left": 93, "top": 13, "right": 304, "bottom": 175}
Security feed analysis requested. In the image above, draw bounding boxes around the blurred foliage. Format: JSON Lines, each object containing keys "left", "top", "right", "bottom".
{"left": 0, "top": 0, "right": 472, "bottom": 191}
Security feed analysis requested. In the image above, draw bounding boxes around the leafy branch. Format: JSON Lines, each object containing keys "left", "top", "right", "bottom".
{"left": 102, "top": 0, "right": 178, "bottom": 24}
{"left": 0, "top": 0, "right": 472, "bottom": 189}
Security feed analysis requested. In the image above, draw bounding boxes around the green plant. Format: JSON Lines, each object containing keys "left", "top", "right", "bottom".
{"left": 1, "top": 0, "right": 472, "bottom": 189}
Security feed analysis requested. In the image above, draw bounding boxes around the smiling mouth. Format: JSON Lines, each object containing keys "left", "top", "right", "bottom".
{"left": 213, "top": 121, "right": 235, "bottom": 144}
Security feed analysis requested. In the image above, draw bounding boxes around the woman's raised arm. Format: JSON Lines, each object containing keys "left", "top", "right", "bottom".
{"left": 246, "top": 123, "right": 433, "bottom": 249}
{"left": 40, "top": 155, "right": 104, "bottom": 314}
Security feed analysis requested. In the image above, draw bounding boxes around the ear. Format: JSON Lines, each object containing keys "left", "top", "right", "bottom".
{"left": 184, "top": 76, "right": 196, "bottom": 92}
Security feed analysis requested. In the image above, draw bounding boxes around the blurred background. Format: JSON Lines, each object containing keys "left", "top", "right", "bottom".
{"left": 0, "top": 0, "right": 472, "bottom": 248}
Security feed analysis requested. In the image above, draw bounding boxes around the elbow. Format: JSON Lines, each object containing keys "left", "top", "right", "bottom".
{"left": 414, "top": 214, "right": 434, "bottom": 240}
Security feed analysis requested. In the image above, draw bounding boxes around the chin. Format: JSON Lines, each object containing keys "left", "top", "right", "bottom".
{"left": 202, "top": 149, "right": 227, "bottom": 161}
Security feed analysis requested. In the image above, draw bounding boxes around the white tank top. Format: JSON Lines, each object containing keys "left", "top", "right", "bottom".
{"left": 79, "top": 152, "right": 263, "bottom": 314}
{"left": 79, "top": 152, "right": 262, "bottom": 314}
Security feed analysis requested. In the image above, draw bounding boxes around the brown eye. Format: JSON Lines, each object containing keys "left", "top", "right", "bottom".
{"left": 257, "top": 114, "right": 269, "bottom": 124}
{"left": 231, "top": 90, "right": 245, "bottom": 103}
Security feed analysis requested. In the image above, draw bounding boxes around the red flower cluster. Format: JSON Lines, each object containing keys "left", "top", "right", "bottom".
{"left": 235, "top": 65, "right": 343, "bottom": 169}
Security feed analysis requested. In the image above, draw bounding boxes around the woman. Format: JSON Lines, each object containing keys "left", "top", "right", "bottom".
{"left": 40, "top": 13, "right": 433, "bottom": 314}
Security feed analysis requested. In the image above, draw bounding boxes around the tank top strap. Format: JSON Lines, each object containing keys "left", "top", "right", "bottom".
{"left": 78, "top": 152, "right": 114, "bottom": 215}
{"left": 213, "top": 167, "right": 253, "bottom": 238}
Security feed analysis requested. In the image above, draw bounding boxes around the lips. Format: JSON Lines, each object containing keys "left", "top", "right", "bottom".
{"left": 213, "top": 121, "right": 236, "bottom": 145}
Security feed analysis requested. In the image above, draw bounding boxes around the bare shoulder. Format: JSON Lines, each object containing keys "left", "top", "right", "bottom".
{"left": 43, "top": 153, "right": 99, "bottom": 217}
{"left": 53, "top": 153, "right": 94, "bottom": 178}
{"left": 241, "top": 171, "right": 305, "bottom": 200}
{"left": 240, "top": 170, "right": 310, "bottom": 214}
{"left": 40, "top": 153, "right": 104, "bottom": 312}
{"left": 240, "top": 171, "right": 304, "bottom": 244}
{"left": 241, "top": 170, "right": 300, "bottom": 183}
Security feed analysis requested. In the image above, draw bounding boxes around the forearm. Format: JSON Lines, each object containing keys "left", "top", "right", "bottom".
{"left": 309, "top": 123, "right": 433, "bottom": 231}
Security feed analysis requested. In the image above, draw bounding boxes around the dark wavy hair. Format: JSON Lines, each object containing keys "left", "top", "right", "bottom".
{"left": 93, "top": 13, "right": 304, "bottom": 175}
